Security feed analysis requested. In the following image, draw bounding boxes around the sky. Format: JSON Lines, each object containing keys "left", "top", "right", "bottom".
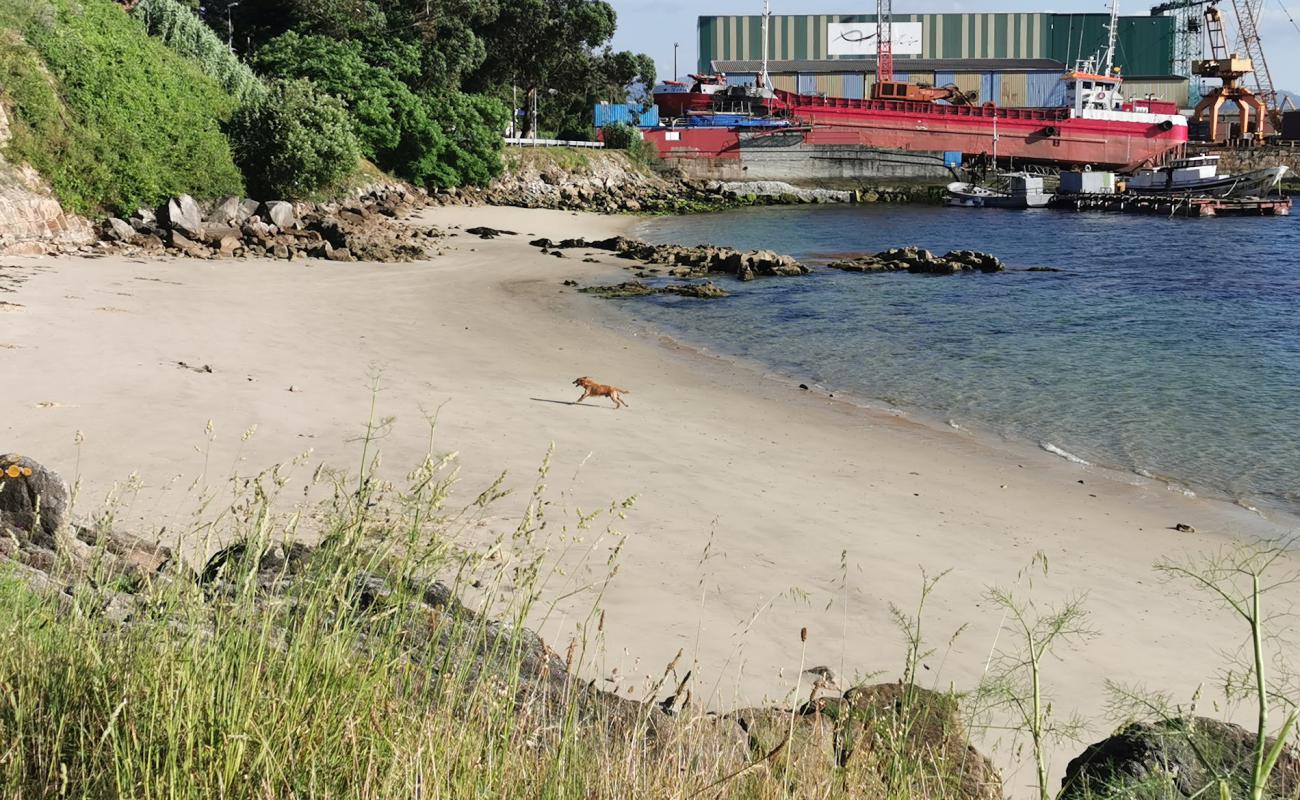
{"left": 607, "top": 0, "right": 1300, "bottom": 96}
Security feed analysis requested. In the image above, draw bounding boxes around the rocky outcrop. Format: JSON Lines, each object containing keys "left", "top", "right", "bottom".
{"left": 96, "top": 185, "right": 442, "bottom": 262}
{"left": 578, "top": 280, "right": 729, "bottom": 299}
{"left": 0, "top": 454, "right": 70, "bottom": 550}
{"left": 532, "top": 235, "right": 807, "bottom": 280}
{"left": 1060, "top": 717, "right": 1300, "bottom": 800}
{"left": 828, "top": 247, "right": 1004, "bottom": 275}
{"left": 0, "top": 104, "right": 94, "bottom": 255}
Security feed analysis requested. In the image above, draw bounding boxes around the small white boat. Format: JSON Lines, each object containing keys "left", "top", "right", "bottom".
{"left": 945, "top": 173, "right": 1051, "bottom": 209}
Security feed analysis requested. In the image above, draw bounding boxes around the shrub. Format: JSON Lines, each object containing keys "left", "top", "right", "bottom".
{"left": 227, "top": 78, "right": 360, "bottom": 199}
{"left": 600, "top": 122, "right": 638, "bottom": 150}
{"left": 0, "top": 0, "right": 244, "bottom": 214}
{"left": 423, "top": 92, "right": 510, "bottom": 188}
{"left": 128, "top": 0, "right": 265, "bottom": 103}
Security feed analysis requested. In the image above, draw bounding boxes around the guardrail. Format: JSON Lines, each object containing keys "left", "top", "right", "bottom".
{"left": 504, "top": 137, "right": 604, "bottom": 148}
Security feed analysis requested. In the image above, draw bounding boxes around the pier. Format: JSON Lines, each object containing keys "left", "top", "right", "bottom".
{"left": 1048, "top": 193, "right": 1292, "bottom": 217}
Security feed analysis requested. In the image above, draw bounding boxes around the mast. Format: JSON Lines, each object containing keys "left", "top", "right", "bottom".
{"left": 760, "top": 0, "right": 771, "bottom": 89}
{"left": 1102, "top": 0, "right": 1120, "bottom": 75}
{"left": 876, "top": 0, "right": 893, "bottom": 83}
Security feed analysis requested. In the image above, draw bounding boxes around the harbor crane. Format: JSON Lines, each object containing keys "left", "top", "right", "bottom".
{"left": 1190, "top": 1, "right": 1276, "bottom": 139}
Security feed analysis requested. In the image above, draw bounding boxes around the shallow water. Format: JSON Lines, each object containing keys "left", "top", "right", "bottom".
{"left": 629, "top": 204, "right": 1300, "bottom": 514}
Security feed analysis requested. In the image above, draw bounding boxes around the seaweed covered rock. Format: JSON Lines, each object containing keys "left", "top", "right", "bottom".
{"left": 1059, "top": 717, "right": 1300, "bottom": 800}
{"left": 829, "top": 247, "right": 1005, "bottom": 275}
{"left": 578, "top": 280, "right": 728, "bottom": 299}
{"left": 534, "top": 236, "right": 807, "bottom": 279}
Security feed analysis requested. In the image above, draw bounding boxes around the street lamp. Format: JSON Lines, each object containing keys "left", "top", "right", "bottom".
{"left": 674, "top": 42, "right": 679, "bottom": 81}
{"left": 226, "top": 1, "right": 240, "bottom": 51}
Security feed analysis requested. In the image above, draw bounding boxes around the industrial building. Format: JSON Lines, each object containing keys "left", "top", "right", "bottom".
{"left": 698, "top": 13, "right": 1191, "bottom": 108}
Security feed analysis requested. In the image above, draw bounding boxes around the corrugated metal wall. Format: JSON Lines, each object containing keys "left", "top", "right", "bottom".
{"left": 979, "top": 73, "right": 1002, "bottom": 103}
{"left": 999, "top": 72, "right": 1028, "bottom": 106}
{"left": 906, "top": 72, "right": 935, "bottom": 86}
{"left": 1121, "top": 78, "right": 1188, "bottom": 106}
{"left": 798, "top": 74, "right": 819, "bottom": 94}
{"left": 771, "top": 74, "right": 798, "bottom": 93}
{"left": 697, "top": 13, "right": 1175, "bottom": 76}
{"left": 841, "top": 74, "right": 866, "bottom": 98}
{"left": 1026, "top": 71, "right": 1066, "bottom": 106}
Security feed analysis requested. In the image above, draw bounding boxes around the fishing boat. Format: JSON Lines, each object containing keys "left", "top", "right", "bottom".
{"left": 1124, "top": 155, "right": 1288, "bottom": 197}
{"left": 946, "top": 173, "right": 1052, "bottom": 208}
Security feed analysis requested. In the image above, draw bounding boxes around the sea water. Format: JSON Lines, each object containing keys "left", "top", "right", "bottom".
{"left": 628, "top": 204, "right": 1300, "bottom": 514}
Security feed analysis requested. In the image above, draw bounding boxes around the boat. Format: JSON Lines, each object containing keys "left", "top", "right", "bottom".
{"left": 945, "top": 173, "right": 1052, "bottom": 209}
{"left": 644, "top": 1, "right": 1188, "bottom": 172}
{"left": 1124, "top": 156, "right": 1288, "bottom": 198}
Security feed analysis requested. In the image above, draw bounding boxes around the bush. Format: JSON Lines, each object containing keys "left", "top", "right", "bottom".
{"left": 600, "top": 122, "right": 638, "bottom": 150}
{"left": 423, "top": 92, "right": 510, "bottom": 188}
{"left": 227, "top": 78, "right": 360, "bottom": 199}
{"left": 0, "top": 0, "right": 245, "bottom": 214}
{"left": 128, "top": 0, "right": 265, "bottom": 103}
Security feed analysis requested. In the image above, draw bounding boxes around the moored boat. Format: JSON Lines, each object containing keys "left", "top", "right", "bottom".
{"left": 946, "top": 173, "right": 1052, "bottom": 209}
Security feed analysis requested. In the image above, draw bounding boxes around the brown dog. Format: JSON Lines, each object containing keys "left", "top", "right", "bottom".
{"left": 572, "top": 376, "right": 630, "bottom": 409}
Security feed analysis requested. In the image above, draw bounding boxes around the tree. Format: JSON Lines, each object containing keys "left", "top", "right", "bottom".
{"left": 227, "top": 78, "right": 360, "bottom": 199}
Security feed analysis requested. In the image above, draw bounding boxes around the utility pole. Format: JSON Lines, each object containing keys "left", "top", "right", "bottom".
{"left": 673, "top": 42, "right": 679, "bottom": 81}
{"left": 226, "top": 1, "right": 239, "bottom": 51}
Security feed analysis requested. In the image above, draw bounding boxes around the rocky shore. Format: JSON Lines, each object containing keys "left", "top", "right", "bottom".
{"left": 93, "top": 184, "right": 442, "bottom": 262}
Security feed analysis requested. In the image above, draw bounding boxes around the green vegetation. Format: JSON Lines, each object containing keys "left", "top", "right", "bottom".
{"left": 0, "top": 0, "right": 654, "bottom": 211}
{"left": 227, "top": 78, "right": 360, "bottom": 200}
{"left": 600, "top": 122, "right": 659, "bottom": 167}
{"left": 0, "top": 0, "right": 243, "bottom": 213}
{"left": 128, "top": 0, "right": 264, "bottom": 103}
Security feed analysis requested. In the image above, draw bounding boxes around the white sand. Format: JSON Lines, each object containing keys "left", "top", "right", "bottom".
{"left": 4, "top": 205, "right": 1297, "bottom": 796}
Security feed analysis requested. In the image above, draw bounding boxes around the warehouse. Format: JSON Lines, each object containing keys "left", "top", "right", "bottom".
{"left": 699, "top": 13, "right": 1190, "bottom": 107}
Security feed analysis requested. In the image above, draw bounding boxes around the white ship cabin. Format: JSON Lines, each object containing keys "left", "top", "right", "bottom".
{"left": 1127, "top": 155, "right": 1220, "bottom": 189}
{"left": 1063, "top": 70, "right": 1124, "bottom": 112}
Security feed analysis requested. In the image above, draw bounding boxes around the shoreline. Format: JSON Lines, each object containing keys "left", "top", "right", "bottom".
{"left": 4, "top": 204, "right": 1299, "bottom": 796}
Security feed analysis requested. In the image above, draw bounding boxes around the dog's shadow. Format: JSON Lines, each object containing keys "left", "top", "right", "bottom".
{"left": 529, "top": 397, "right": 618, "bottom": 410}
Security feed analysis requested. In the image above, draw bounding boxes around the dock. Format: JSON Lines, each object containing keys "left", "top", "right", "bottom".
{"left": 1048, "top": 193, "right": 1292, "bottom": 217}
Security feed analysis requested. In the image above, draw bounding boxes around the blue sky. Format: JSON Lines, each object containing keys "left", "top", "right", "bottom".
{"left": 608, "top": 0, "right": 1300, "bottom": 95}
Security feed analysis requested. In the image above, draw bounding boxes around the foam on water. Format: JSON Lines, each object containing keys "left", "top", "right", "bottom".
{"left": 627, "top": 205, "right": 1300, "bottom": 515}
{"left": 1040, "top": 442, "right": 1091, "bottom": 466}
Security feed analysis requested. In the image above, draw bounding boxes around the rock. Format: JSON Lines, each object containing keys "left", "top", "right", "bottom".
{"left": 579, "top": 280, "right": 728, "bottom": 299}
{"left": 208, "top": 196, "right": 244, "bottom": 225}
{"left": 829, "top": 247, "right": 1007, "bottom": 276}
{"left": 103, "top": 217, "right": 137, "bottom": 242}
{"left": 198, "top": 224, "right": 240, "bottom": 247}
{"left": 1060, "top": 717, "right": 1300, "bottom": 800}
{"left": 0, "top": 454, "right": 70, "bottom": 549}
{"left": 159, "top": 194, "right": 204, "bottom": 238}
{"left": 167, "top": 230, "right": 206, "bottom": 258}
{"left": 465, "top": 226, "right": 516, "bottom": 239}
{"left": 271, "top": 243, "right": 291, "bottom": 260}
{"left": 1173, "top": 522, "right": 1196, "bottom": 533}
{"left": 240, "top": 198, "right": 261, "bottom": 221}
{"left": 260, "top": 201, "right": 296, "bottom": 229}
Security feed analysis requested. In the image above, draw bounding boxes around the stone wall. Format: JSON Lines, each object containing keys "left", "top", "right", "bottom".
{"left": 1186, "top": 143, "right": 1300, "bottom": 177}
{"left": 664, "top": 141, "right": 953, "bottom": 186}
{"left": 0, "top": 104, "right": 94, "bottom": 255}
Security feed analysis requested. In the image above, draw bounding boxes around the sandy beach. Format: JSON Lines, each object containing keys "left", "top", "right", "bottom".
{"left": 4, "top": 204, "right": 1297, "bottom": 795}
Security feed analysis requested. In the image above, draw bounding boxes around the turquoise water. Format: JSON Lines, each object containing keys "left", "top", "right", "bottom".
{"left": 630, "top": 205, "right": 1300, "bottom": 513}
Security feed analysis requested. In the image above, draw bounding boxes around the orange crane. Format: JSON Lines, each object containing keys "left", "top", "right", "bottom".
{"left": 1191, "top": 3, "right": 1274, "bottom": 139}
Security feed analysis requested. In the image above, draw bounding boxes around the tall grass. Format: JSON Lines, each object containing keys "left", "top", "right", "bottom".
{"left": 0, "top": 423, "right": 999, "bottom": 799}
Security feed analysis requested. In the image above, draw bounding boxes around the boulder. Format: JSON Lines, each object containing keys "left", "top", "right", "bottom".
{"left": 0, "top": 454, "right": 70, "bottom": 549}
{"left": 103, "top": 217, "right": 137, "bottom": 242}
{"left": 1060, "top": 717, "right": 1300, "bottom": 800}
{"left": 208, "top": 196, "right": 244, "bottom": 225}
{"left": 159, "top": 194, "right": 204, "bottom": 238}
{"left": 260, "top": 201, "right": 297, "bottom": 230}
{"left": 167, "top": 230, "right": 207, "bottom": 258}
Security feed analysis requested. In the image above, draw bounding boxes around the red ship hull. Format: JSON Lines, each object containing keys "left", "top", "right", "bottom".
{"left": 645, "top": 90, "right": 1188, "bottom": 171}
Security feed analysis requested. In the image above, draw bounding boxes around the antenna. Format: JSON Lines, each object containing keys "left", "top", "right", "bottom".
{"left": 876, "top": 0, "right": 894, "bottom": 82}
{"left": 760, "top": 0, "right": 771, "bottom": 89}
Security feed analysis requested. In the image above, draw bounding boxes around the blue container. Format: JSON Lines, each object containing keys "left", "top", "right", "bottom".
{"left": 943, "top": 151, "right": 963, "bottom": 168}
